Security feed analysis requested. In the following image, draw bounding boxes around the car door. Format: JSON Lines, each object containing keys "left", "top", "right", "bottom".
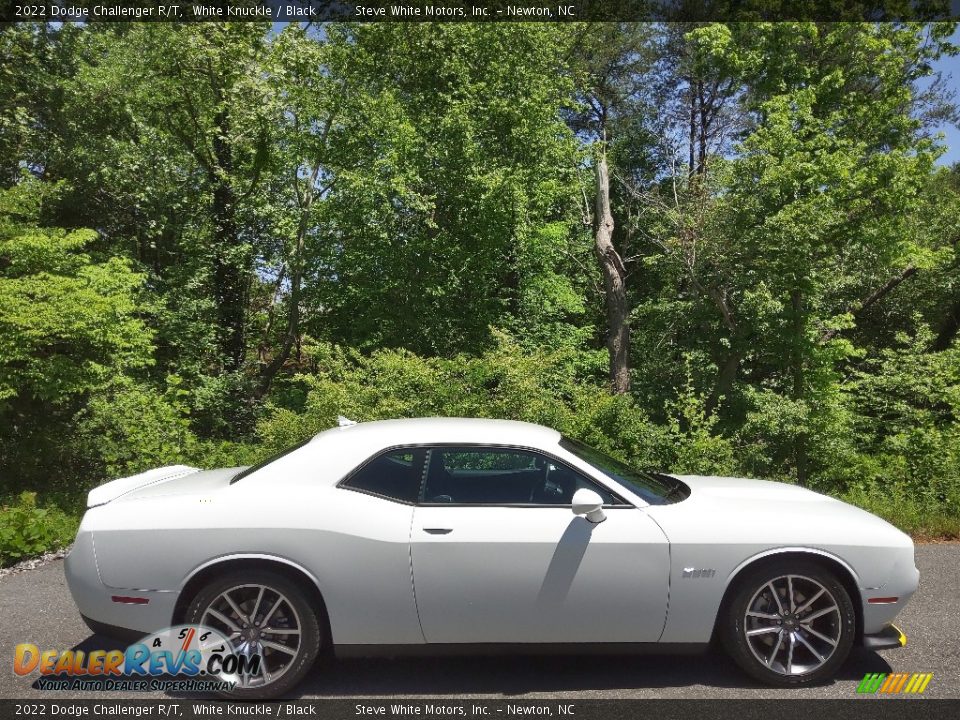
{"left": 330, "top": 447, "right": 426, "bottom": 644}
{"left": 410, "top": 446, "right": 670, "bottom": 644}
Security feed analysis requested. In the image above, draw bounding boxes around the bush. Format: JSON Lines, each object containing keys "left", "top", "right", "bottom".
{"left": 0, "top": 492, "right": 78, "bottom": 567}
{"left": 251, "top": 333, "right": 960, "bottom": 538}
{"left": 661, "top": 368, "right": 737, "bottom": 476}
{"left": 256, "top": 333, "right": 738, "bottom": 476}
{"left": 834, "top": 338, "right": 960, "bottom": 535}
{"left": 186, "top": 439, "right": 262, "bottom": 470}
{"left": 71, "top": 377, "right": 197, "bottom": 481}
{"left": 71, "top": 377, "right": 264, "bottom": 484}
{"left": 842, "top": 481, "right": 960, "bottom": 540}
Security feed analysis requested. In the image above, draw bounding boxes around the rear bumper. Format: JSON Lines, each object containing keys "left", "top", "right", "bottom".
{"left": 79, "top": 614, "right": 146, "bottom": 643}
{"left": 64, "top": 530, "right": 178, "bottom": 637}
{"left": 863, "top": 624, "right": 907, "bottom": 651}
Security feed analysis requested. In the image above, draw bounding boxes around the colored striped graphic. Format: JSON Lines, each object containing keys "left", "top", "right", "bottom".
{"left": 856, "top": 672, "right": 933, "bottom": 695}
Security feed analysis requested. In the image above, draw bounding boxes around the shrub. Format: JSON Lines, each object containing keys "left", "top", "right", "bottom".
{"left": 256, "top": 333, "right": 735, "bottom": 476}
{"left": 0, "top": 492, "right": 78, "bottom": 567}
{"left": 71, "top": 377, "right": 264, "bottom": 483}
{"left": 71, "top": 377, "right": 197, "bottom": 481}
{"left": 662, "top": 369, "right": 737, "bottom": 476}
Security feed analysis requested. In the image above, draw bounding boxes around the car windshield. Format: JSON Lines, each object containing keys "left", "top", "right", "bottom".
{"left": 230, "top": 436, "right": 312, "bottom": 484}
{"left": 559, "top": 437, "right": 688, "bottom": 505}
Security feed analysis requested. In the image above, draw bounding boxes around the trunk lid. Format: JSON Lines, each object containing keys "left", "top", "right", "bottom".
{"left": 85, "top": 465, "right": 246, "bottom": 507}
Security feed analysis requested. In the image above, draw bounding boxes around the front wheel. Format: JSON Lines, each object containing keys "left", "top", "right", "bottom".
{"left": 184, "top": 570, "right": 321, "bottom": 699}
{"left": 720, "top": 561, "right": 856, "bottom": 686}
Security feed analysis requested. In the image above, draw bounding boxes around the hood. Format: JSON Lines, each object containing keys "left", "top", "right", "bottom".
{"left": 672, "top": 474, "right": 837, "bottom": 504}
{"left": 656, "top": 473, "right": 911, "bottom": 548}
{"left": 86, "top": 465, "right": 247, "bottom": 507}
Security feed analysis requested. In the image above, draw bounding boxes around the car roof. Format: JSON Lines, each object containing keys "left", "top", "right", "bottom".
{"left": 311, "top": 417, "right": 562, "bottom": 447}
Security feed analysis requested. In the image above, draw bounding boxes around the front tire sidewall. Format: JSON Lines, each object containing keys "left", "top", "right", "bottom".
{"left": 721, "top": 561, "right": 856, "bottom": 686}
{"left": 184, "top": 570, "right": 321, "bottom": 700}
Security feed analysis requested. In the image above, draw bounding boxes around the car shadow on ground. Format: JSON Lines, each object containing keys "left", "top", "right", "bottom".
{"left": 46, "top": 635, "right": 893, "bottom": 698}
{"left": 288, "top": 647, "right": 894, "bottom": 698}
{"left": 29, "top": 634, "right": 155, "bottom": 692}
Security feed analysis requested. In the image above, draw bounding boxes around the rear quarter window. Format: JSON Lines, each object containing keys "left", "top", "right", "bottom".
{"left": 340, "top": 449, "right": 423, "bottom": 504}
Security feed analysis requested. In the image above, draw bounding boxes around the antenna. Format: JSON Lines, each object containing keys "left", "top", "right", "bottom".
{"left": 337, "top": 416, "right": 357, "bottom": 427}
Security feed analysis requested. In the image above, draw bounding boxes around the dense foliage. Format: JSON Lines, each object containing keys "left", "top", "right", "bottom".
{"left": 1, "top": 21, "right": 959, "bottom": 562}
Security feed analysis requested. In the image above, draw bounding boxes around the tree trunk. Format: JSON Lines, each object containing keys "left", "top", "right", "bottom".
{"left": 790, "top": 288, "right": 808, "bottom": 485}
{"left": 257, "top": 164, "right": 323, "bottom": 398}
{"left": 933, "top": 295, "right": 960, "bottom": 351}
{"left": 593, "top": 150, "right": 630, "bottom": 395}
{"left": 697, "top": 80, "right": 708, "bottom": 175}
{"left": 256, "top": 118, "right": 334, "bottom": 395}
{"left": 688, "top": 84, "right": 697, "bottom": 178}
{"left": 211, "top": 184, "right": 246, "bottom": 372}
{"left": 707, "top": 349, "right": 742, "bottom": 414}
{"left": 257, "top": 220, "right": 304, "bottom": 398}
{"left": 210, "top": 110, "right": 248, "bottom": 372}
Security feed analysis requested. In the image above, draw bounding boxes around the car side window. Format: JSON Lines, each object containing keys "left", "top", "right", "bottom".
{"left": 341, "top": 449, "right": 424, "bottom": 504}
{"left": 422, "top": 446, "right": 619, "bottom": 506}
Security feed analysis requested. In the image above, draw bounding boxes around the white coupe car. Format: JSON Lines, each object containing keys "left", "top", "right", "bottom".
{"left": 65, "top": 417, "right": 918, "bottom": 697}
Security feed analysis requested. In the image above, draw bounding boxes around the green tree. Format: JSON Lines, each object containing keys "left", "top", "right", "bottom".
{"left": 63, "top": 24, "right": 277, "bottom": 371}
{"left": 313, "top": 23, "right": 585, "bottom": 355}
{"left": 0, "top": 180, "right": 153, "bottom": 486}
{"left": 699, "top": 22, "right": 954, "bottom": 480}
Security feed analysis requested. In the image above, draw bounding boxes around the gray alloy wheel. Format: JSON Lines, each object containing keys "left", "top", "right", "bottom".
{"left": 185, "top": 570, "right": 320, "bottom": 699}
{"left": 743, "top": 574, "right": 843, "bottom": 675}
{"left": 721, "top": 560, "right": 856, "bottom": 686}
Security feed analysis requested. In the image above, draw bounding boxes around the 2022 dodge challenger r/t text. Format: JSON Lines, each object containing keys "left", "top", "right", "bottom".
{"left": 65, "top": 417, "right": 919, "bottom": 698}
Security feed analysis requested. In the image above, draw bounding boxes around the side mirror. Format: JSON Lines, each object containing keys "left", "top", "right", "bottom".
{"left": 571, "top": 488, "right": 606, "bottom": 524}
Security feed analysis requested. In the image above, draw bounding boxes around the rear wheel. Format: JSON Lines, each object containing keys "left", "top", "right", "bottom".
{"left": 720, "top": 561, "right": 856, "bottom": 686}
{"left": 184, "top": 570, "right": 321, "bottom": 699}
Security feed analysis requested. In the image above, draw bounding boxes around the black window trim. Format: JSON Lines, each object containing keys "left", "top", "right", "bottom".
{"left": 558, "top": 436, "right": 689, "bottom": 505}
{"left": 337, "top": 443, "right": 635, "bottom": 509}
{"left": 336, "top": 446, "right": 427, "bottom": 506}
{"left": 230, "top": 435, "right": 313, "bottom": 485}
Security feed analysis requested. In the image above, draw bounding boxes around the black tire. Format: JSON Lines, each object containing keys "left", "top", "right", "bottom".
{"left": 720, "top": 560, "right": 856, "bottom": 686}
{"left": 184, "top": 569, "right": 321, "bottom": 699}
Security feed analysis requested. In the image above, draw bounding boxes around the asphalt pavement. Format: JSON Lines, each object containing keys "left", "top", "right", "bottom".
{"left": 1, "top": 545, "right": 958, "bottom": 700}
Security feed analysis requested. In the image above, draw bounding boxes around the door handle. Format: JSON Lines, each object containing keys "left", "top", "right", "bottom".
{"left": 423, "top": 528, "right": 453, "bottom": 535}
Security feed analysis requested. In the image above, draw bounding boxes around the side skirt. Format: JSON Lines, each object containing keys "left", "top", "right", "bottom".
{"left": 334, "top": 642, "right": 709, "bottom": 659}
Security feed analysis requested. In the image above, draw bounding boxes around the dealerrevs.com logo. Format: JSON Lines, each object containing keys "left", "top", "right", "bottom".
{"left": 13, "top": 625, "right": 260, "bottom": 692}
{"left": 856, "top": 672, "right": 934, "bottom": 695}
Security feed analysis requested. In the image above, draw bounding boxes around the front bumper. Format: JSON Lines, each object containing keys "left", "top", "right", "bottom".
{"left": 861, "top": 547, "right": 920, "bottom": 636}
{"left": 863, "top": 624, "right": 907, "bottom": 651}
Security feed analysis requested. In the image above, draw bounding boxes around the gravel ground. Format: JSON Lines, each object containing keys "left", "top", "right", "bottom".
{"left": 0, "top": 547, "right": 70, "bottom": 581}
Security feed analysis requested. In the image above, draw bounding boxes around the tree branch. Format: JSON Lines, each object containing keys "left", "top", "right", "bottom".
{"left": 820, "top": 264, "right": 917, "bottom": 342}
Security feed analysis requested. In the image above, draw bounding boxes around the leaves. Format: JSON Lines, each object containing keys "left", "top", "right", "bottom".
{"left": 0, "top": 181, "right": 153, "bottom": 406}
{"left": 0, "top": 492, "right": 76, "bottom": 566}
{"left": 1, "top": 21, "right": 960, "bottom": 547}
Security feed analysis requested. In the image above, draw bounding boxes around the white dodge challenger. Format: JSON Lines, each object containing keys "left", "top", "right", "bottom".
{"left": 66, "top": 417, "right": 918, "bottom": 697}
